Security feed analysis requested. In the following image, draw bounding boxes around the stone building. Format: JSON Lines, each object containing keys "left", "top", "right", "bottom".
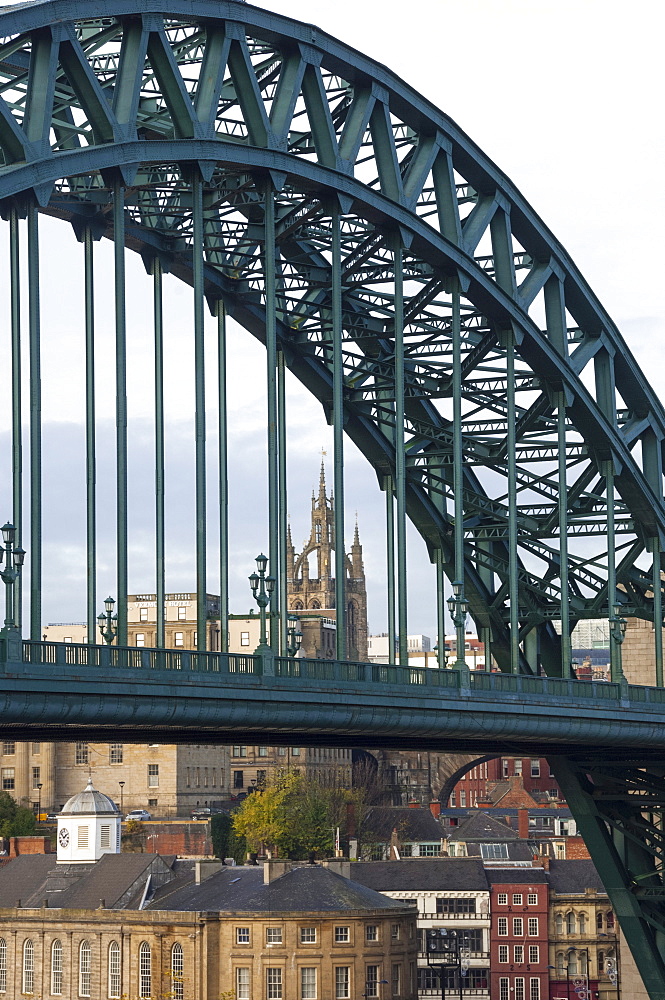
{"left": 287, "top": 462, "right": 368, "bottom": 661}
{"left": 0, "top": 738, "right": 230, "bottom": 817}
{"left": 0, "top": 788, "right": 418, "bottom": 1000}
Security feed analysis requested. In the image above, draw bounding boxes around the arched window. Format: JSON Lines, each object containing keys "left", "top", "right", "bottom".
{"left": 171, "top": 943, "right": 184, "bottom": 1000}
{"left": 315, "top": 523, "right": 322, "bottom": 543}
{"left": 309, "top": 600, "right": 320, "bottom": 610}
{"left": 607, "top": 910, "right": 615, "bottom": 929}
{"left": 596, "top": 912, "right": 604, "bottom": 930}
{"left": 0, "top": 937, "right": 6, "bottom": 994}
{"left": 293, "top": 601, "right": 303, "bottom": 611}
{"left": 568, "top": 951, "right": 578, "bottom": 975}
{"left": 580, "top": 951, "right": 588, "bottom": 975}
{"left": 51, "top": 939, "right": 63, "bottom": 995}
{"left": 79, "top": 940, "right": 91, "bottom": 997}
{"left": 556, "top": 953, "right": 566, "bottom": 976}
{"left": 555, "top": 913, "right": 564, "bottom": 934}
{"left": 579, "top": 912, "right": 587, "bottom": 933}
{"left": 22, "top": 940, "right": 34, "bottom": 995}
{"left": 566, "top": 911, "right": 576, "bottom": 934}
{"left": 108, "top": 942, "right": 121, "bottom": 999}
{"left": 598, "top": 950, "right": 604, "bottom": 971}
{"left": 139, "top": 942, "right": 151, "bottom": 999}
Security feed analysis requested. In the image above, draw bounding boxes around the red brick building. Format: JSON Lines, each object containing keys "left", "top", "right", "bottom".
{"left": 450, "top": 757, "right": 563, "bottom": 808}
{"left": 487, "top": 867, "right": 550, "bottom": 1000}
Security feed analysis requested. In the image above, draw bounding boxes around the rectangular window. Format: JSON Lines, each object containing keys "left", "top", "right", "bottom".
{"left": 391, "top": 924, "right": 399, "bottom": 941}
{"left": 335, "top": 968, "right": 350, "bottom": 999}
{"left": 514, "top": 945, "right": 524, "bottom": 964}
{"left": 236, "top": 969, "right": 250, "bottom": 1000}
{"left": 140, "top": 607, "right": 148, "bottom": 621}
{"left": 31, "top": 767, "right": 40, "bottom": 789}
{"left": 174, "top": 632, "right": 184, "bottom": 646}
{"left": 528, "top": 918, "right": 539, "bottom": 936}
{"left": 77, "top": 826, "right": 89, "bottom": 849}
{"left": 531, "top": 759, "right": 541, "bottom": 777}
{"left": 300, "top": 968, "right": 316, "bottom": 1000}
{"left": 365, "top": 966, "right": 379, "bottom": 997}
{"left": 529, "top": 946, "right": 539, "bottom": 963}
{"left": 530, "top": 978, "right": 541, "bottom": 1000}
{"left": 236, "top": 928, "right": 250, "bottom": 945}
{"left": 240, "top": 631, "right": 250, "bottom": 646}
{"left": 278, "top": 747, "right": 286, "bottom": 756}
{"left": 334, "top": 927, "right": 350, "bottom": 943}
{"left": 499, "top": 945, "right": 508, "bottom": 963}
{"left": 391, "top": 964, "right": 400, "bottom": 997}
{"left": 514, "top": 759, "right": 523, "bottom": 776}
{"left": 513, "top": 894, "right": 523, "bottom": 905}
{"left": 31, "top": 743, "right": 40, "bottom": 754}
{"left": 148, "top": 764, "right": 159, "bottom": 787}
{"left": 178, "top": 606, "right": 187, "bottom": 620}
{"left": 498, "top": 917, "right": 508, "bottom": 936}
{"left": 100, "top": 825, "right": 111, "bottom": 849}
{"left": 515, "top": 978, "right": 525, "bottom": 1000}
{"left": 258, "top": 746, "right": 268, "bottom": 757}
{"left": 266, "top": 927, "right": 283, "bottom": 946}
{"left": 498, "top": 893, "right": 508, "bottom": 905}
{"left": 418, "top": 843, "right": 441, "bottom": 856}
{"left": 3, "top": 768, "right": 17, "bottom": 790}
{"left": 502, "top": 759, "right": 509, "bottom": 777}
{"left": 267, "top": 968, "right": 283, "bottom": 1000}
{"left": 1, "top": 742, "right": 15, "bottom": 756}
{"left": 233, "top": 746, "right": 247, "bottom": 758}
{"left": 500, "top": 978, "right": 509, "bottom": 1000}
{"left": 75, "top": 742, "right": 89, "bottom": 765}
{"left": 460, "top": 790, "right": 466, "bottom": 807}
{"left": 291, "top": 747, "right": 300, "bottom": 756}
{"left": 528, "top": 893, "right": 538, "bottom": 906}
{"left": 234, "top": 770, "right": 244, "bottom": 788}
{"left": 513, "top": 918, "right": 523, "bottom": 936}
{"left": 135, "top": 633, "right": 145, "bottom": 647}
{"left": 300, "top": 928, "right": 317, "bottom": 944}
{"left": 436, "top": 897, "right": 476, "bottom": 914}
{"left": 109, "top": 744, "right": 123, "bottom": 764}
{"left": 365, "top": 925, "right": 378, "bottom": 942}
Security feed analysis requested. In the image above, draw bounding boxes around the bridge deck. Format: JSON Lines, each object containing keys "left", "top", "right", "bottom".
{"left": 0, "top": 640, "right": 662, "bottom": 758}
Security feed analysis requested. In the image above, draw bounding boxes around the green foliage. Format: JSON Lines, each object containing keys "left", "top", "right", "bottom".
{"left": 211, "top": 812, "right": 246, "bottom": 864}
{"left": 0, "top": 793, "right": 36, "bottom": 839}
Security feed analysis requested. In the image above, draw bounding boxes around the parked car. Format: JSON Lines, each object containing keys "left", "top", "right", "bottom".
{"left": 125, "top": 809, "right": 151, "bottom": 822}
{"left": 45, "top": 813, "right": 59, "bottom": 823}
{"left": 191, "top": 807, "right": 212, "bottom": 820}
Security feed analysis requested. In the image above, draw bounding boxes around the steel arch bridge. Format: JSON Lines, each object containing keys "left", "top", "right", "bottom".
{"left": 1, "top": 0, "right": 665, "bottom": 993}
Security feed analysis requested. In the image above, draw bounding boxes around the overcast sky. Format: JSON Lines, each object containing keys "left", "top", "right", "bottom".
{"left": 0, "top": 0, "right": 662, "bottom": 639}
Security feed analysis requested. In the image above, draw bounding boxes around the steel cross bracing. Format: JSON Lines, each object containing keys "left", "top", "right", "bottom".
{"left": 1, "top": 1, "right": 665, "bottom": 993}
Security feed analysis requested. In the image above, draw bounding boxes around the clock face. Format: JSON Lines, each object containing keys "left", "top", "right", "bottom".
{"left": 58, "top": 827, "right": 70, "bottom": 848}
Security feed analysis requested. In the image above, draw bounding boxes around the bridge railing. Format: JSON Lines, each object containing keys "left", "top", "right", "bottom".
{"left": 17, "top": 641, "right": 665, "bottom": 707}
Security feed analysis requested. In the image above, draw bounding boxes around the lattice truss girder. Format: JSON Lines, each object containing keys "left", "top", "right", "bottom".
{"left": 0, "top": 1, "right": 664, "bottom": 651}
{"left": 552, "top": 756, "right": 665, "bottom": 999}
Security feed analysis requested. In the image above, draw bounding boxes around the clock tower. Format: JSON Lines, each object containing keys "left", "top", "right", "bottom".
{"left": 56, "top": 777, "right": 122, "bottom": 863}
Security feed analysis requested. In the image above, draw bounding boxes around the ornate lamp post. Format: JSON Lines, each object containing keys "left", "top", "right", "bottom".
{"left": 0, "top": 521, "right": 26, "bottom": 630}
{"left": 286, "top": 616, "right": 303, "bottom": 657}
{"left": 119, "top": 780, "right": 125, "bottom": 817}
{"left": 98, "top": 596, "right": 118, "bottom": 645}
{"left": 36, "top": 782, "right": 43, "bottom": 822}
{"left": 447, "top": 580, "right": 470, "bottom": 671}
{"left": 249, "top": 554, "right": 275, "bottom": 654}
{"left": 609, "top": 602, "right": 627, "bottom": 682}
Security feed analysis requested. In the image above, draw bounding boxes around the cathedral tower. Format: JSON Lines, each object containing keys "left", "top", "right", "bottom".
{"left": 287, "top": 462, "right": 368, "bottom": 660}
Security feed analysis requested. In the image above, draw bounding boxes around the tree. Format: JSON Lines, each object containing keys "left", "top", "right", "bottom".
{"left": 0, "top": 791, "right": 36, "bottom": 839}
{"left": 232, "top": 772, "right": 335, "bottom": 859}
{"left": 211, "top": 812, "right": 246, "bottom": 864}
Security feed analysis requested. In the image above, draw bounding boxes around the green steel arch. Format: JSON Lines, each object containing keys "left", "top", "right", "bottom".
{"left": 1, "top": 2, "right": 665, "bottom": 993}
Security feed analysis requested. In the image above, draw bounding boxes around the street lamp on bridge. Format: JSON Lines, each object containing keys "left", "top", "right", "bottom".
{"left": 447, "top": 580, "right": 470, "bottom": 672}
{"left": 0, "top": 521, "right": 25, "bottom": 631}
{"left": 286, "top": 615, "right": 303, "bottom": 658}
{"left": 609, "top": 602, "right": 627, "bottom": 682}
{"left": 98, "top": 596, "right": 118, "bottom": 645}
{"left": 249, "top": 554, "right": 275, "bottom": 655}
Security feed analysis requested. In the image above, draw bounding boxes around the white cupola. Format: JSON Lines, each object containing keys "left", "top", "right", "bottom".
{"left": 56, "top": 777, "right": 121, "bottom": 863}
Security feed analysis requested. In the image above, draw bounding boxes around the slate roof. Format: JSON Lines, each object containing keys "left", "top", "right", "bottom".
{"left": 485, "top": 867, "right": 550, "bottom": 885}
{"left": 0, "top": 853, "right": 173, "bottom": 909}
{"left": 447, "top": 811, "right": 518, "bottom": 842}
{"left": 547, "top": 859, "right": 605, "bottom": 894}
{"left": 147, "top": 863, "right": 409, "bottom": 913}
{"left": 350, "top": 859, "right": 489, "bottom": 892}
{"left": 365, "top": 807, "right": 443, "bottom": 842}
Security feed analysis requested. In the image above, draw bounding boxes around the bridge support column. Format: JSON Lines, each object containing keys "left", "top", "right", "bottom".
{"left": 551, "top": 755, "right": 665, "bottom": 1000}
